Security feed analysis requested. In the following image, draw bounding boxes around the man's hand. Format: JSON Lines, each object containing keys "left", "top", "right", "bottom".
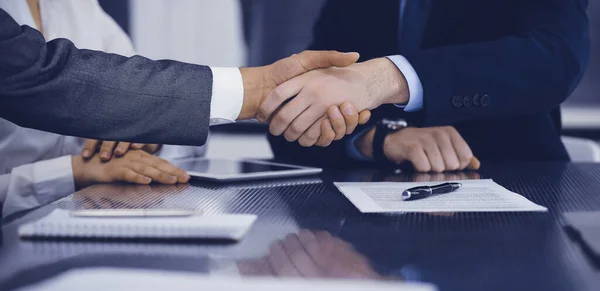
{"left": 72, "top": 150, "right": 189, "bottom": 190}
{"left": 357, "top": 126, "right": 481, "bottom": 172}
{"left": 238, "top": 50, "right": 361, "bottom": 120}
{"left": 81, "top": 139, "right": 161, "bottom": 161}
{"left": 298, "top": 103, "right": 372, "bottom": 147}
{"left": 237, "top": 230, "right": 381, "bottom": 279}
{"left": 237, "top": 50, "right": 372, "bottom": 145}
{"left": 258, "top": 57, "right": 408, "bottom": 142}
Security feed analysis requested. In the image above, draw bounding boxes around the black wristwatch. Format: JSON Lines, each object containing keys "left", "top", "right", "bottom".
{"left": 373, "top": 119, "right": 408, "bottom": 163}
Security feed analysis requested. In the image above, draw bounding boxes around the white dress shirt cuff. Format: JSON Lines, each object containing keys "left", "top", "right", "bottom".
{"left": 3, "top": 156, "right": 75, "bottom": 217}
{"left": 209, "top": 67, "right": 244, "bottom": 126}
{"left": 386, "top": 55, "right": 424, "bottom": 112}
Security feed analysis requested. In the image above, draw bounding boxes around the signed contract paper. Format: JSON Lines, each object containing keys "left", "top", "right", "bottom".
{"left": 334, "top": 179, "right": 547, "bottom": 213}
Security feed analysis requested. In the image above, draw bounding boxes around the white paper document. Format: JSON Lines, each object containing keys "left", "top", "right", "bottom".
{"left": 334, "top": 179, "right": 547, "bottom": 213}
{"left": 21, "top": 268, "right": 437, "bottom": 291}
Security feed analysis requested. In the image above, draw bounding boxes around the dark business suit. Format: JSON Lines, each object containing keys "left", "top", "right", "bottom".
{"left": 0, "top": 9, "right": 212, "bottom": 146}
{"left": 269, "top": 0, "right": 590, "bottom": 167}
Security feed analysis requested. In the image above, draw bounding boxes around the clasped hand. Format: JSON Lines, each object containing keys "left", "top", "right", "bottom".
{"left": 251, "top": 53, "right": 408, "bottom": 147}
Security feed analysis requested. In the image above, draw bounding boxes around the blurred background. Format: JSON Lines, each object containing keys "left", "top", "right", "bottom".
{"left": 98, "top": 0, "right": 600, "bottom": 158}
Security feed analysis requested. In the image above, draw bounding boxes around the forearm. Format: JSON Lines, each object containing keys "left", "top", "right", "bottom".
{"left": 357, "top": 58, "right": 409, "bottom": 107}
{"left": 0, "top": 9, "right": 213, "bottom": 145}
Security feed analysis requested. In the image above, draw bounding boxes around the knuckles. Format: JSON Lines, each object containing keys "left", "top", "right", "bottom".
{"left": 289, "top": 123, "right": 306, "bottom": 136}
{"left": 273, "top": 113, "right": 292, "bottom": 127}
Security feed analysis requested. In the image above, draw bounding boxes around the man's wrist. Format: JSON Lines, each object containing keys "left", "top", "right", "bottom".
{"left": 239, "top": 67, "right": 272, "bottom": 120}
{"left": 356, "top": 127, "right": 377, "bottom": 159}
{"left": 359, "top": 58, "right": 409, "bottom": 107}
{"left": 71, "top": 156, "right": 87, "bottom": 190}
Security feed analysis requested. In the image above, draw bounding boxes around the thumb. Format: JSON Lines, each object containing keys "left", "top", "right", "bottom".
{"left": 295, "top": 50, "right": 360, "bottom": 69}
{"left": 270, "top": 50, "right": 360, "bottom": 86}
{"left": 358, "top": 110, "right": 372, "bottom": 125}
{"left": 467, "top": 157, "right": 481, "bottom": 170}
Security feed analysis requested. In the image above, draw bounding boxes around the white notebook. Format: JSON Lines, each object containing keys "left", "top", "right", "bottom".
{"left": 18, "top": 209, "right": 257, "bottom": 241}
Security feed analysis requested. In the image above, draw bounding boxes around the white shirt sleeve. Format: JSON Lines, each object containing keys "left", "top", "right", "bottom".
{"left": 386, "top": 55, "right": 424, "bottom": 112}
{"left": 2, "top": 156, "right": 75, "bottom": 218}
{"left": 209, "top": 67, "right": 244, "bottom": 125}
{"left": 156, "top": 145, "right": 206, "bottom": 162}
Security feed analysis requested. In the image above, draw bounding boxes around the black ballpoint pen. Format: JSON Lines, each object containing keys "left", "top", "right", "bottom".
{"left": 401, "top": 182, "right": 462, "bottom": 201}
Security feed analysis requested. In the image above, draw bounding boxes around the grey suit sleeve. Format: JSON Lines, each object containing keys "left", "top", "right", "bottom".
{"left": 0, "top": 9, "right": 212, "bottom": 146}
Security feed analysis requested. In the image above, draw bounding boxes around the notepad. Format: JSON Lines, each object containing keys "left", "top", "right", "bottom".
{"left": 18, "top": 209, "right": 257, "bottom": 241}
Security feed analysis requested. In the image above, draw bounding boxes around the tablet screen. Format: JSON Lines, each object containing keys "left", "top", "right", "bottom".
{"left": 175, "top": 159, "right": 300, "bottom": 175}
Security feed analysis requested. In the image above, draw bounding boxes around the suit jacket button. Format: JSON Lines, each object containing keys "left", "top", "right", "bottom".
{"left": 452, "top": 95, "right": 463, "bottom": 107}
{"left": 481, "top": 94, "right": 491, "bottom": 107}
{"left": 463, "top": 95, "right": 473, "bottom": 107}
{"left": 473, "top": 94, "right": 481, "bottom": 106}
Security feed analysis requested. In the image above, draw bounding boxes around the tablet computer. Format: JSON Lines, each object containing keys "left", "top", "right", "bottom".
{"left": 174, "top": 158, "right": 322, "bottom": 182}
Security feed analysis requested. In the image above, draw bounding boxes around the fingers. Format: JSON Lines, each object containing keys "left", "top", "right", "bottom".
{"left": 129, "top": 161, "right": 179, "bottom": 184}
{"left": 448, "top": 127, "right": 475, "bottom": 169}
{"left": 328, "top": 106, "right": 347, "bottom": 140}
{"left": 259, "top": 51, "right": 360, "bottom": 123}
{"left": 433, "top": 129, "right": 460, "bottom": 171}
{"left": 99, "top": 141, "right": 117, "bottom": 161}
{"left": 136, "top": 153, "right": 190, "bottom": 183}
{"left": 339, "top": 103, "right": 359, "bottom": 135}
{"left": 261, "top": 74, "right": 309, "bottom": 125}
{"left": 298, "top": 117, "right": 325, "bottom": 147}
{"left": 422, "top": 138, "right": 445, "bottom": 173}
{"left": 270, "top": 100, "right": 310, "bottom": 138}
{"left": 316, "top": 119, "right": 336, "bottom": 147}
{"left": 281, "top": 234, "right": 324, "bottom": 278}
{"left": 403, "top": 144, "right": 431, "bottom": 172}
{"left": 268, "top": 241, "right": 302, "bottom": 277}
{"left": 118, "top": 169, "right": 152, "bottom": 185}
{"left": 114, "top": 142, "right": 131, "bottom": 157}
{"left": 282, "top": 105, "right": 325, "bottom": 142}
{"left": 143, "top": 144, "right": 162, "bottom": 154}
{"left": 131, "top": 143, "right": 145, "bottom": 150}
{"left": 81, "top": 139, "right": 100, "bottom": 159}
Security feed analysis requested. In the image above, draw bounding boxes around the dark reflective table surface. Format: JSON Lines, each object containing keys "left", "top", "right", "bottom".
{"left": 1, "top": 163, "right": 600, "bottom": 290}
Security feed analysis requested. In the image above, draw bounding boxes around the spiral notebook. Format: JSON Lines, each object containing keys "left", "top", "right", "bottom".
{"left": 18, "top": 209, "right": 257, "bottom": 241}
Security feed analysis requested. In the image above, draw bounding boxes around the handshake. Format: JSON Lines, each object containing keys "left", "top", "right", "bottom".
{"left": 237, "top": 50, "right": 409, "bottom": 147}
{"left": 78, "top": 50, "right": 478, "bottom": 187}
